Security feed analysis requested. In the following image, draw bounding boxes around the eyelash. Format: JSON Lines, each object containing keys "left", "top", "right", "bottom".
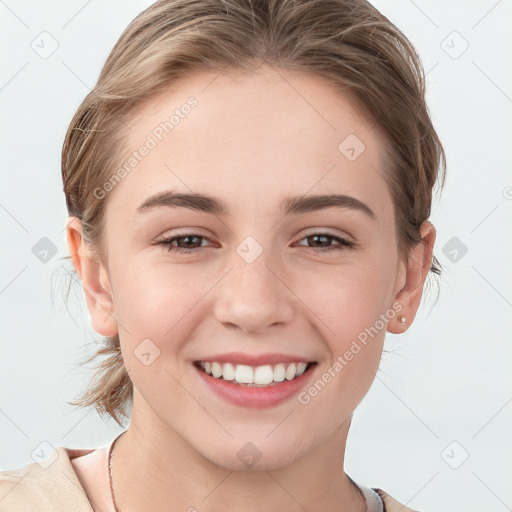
{"left": 156, "top": 232, "right": 355, "bottom": 255}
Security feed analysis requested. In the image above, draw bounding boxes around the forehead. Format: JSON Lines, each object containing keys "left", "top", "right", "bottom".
{"left": 108, "top": 65, "right": 392, "bottom": 218}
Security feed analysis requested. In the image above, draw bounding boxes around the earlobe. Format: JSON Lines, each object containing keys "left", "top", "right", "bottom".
{"left": 65, "top": 217, "right": 119, "bottom": 337}
{"left": 387, "top": 221, "right": 436, "bottom": 334}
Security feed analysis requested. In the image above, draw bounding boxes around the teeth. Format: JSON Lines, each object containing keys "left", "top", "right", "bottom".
{"left": 254, "top": 365, "right": 274, "bottom": 385}
{"left": 198, "top": 361, "right": 310, "bottom": 385}
{"left": 273, "top": 363, "right": 286, "bottom": 382}
{"left": 296, "top": 362, "right": 307, "bottom": 376}
{"left": 222, "top": 362, "right": 235, "bottom": 381}
{"left": 235, "top": 364, "right": 254, "bottom": 384}
{"left": 211, "top": 362, "right": 223, "bottom": 378}
{"left": 285, "top": 362, "right": 297, "bottom": 380}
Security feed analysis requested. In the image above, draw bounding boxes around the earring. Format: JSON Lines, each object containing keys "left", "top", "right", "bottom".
{"left": 398, "top": 315, "right": 406, "bottom": 326}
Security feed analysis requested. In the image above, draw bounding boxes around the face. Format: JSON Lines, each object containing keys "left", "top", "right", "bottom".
{"left": 69, "top": 65, "right": 433, "bottom": 470}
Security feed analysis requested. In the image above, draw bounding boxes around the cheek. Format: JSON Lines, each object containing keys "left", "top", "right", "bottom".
{"left": 296, "top": 258, "right": 390, "bottom": 395}
{"left": 301, "top": 258, "right": 392, "bottom": 337}
{"left": 112, "top": 260, "right": 207, "bottom": 336}
{"left": 112, "top": 263, "right": 221, "bottom": 390}
{"left": 114, "top": 266, "right": 200, "bottom": 409}
{"left": 294, "top": 269, "right": 387, "bottom": 422}
{"left": 114, "top": 245, "right": 395, "bottom": 351}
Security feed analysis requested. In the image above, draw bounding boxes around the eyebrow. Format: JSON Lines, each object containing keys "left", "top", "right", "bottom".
{"left": 136, "top": 191, "right": 376, "bottom": 219}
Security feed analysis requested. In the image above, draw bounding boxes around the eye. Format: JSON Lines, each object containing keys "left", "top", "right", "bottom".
{"left": 156, "top": 231, "right": 354, "bottom": 256}
{"left": 156, "top": 233, "right": 214, "bottom": 255}
{"left": 295, "top": 233, "right": 355, "bottom": 253}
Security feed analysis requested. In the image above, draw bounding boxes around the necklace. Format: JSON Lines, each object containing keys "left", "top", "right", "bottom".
{"left": 108, "top": 433, "right": 123, "bottom": 512}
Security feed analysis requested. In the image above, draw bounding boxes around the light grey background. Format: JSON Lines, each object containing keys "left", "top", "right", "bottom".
{"left": 1, "top": 1, "right": 511, "bottom": 511}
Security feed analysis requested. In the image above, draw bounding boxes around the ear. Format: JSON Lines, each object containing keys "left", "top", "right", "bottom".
{"left": 387, "top": 221, "right": 436, "bottom": 334}
{"left": 65, "top": 217, "right": 119, "bottom": 337}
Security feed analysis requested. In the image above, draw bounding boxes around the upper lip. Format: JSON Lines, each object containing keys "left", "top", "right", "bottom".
{"left": 194, "top": 352, "right": 316, "bottom": 367}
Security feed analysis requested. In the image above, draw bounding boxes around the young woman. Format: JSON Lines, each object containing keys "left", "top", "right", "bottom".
{"left": 0, "top": 0, "right": 446, "bottom": 510}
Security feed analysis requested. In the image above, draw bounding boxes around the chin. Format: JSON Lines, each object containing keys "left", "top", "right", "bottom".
{"left": 197, "top": 435, "right": 305, "bottom": 472}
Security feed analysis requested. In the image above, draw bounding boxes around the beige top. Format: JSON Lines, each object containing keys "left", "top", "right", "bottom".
{"left": 0, "top": 434, "right": 419, "bottom": 512}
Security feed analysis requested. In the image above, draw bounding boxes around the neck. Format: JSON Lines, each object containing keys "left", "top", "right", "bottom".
{"left": 112, "top": 390, "right": 366, "bottom": 512}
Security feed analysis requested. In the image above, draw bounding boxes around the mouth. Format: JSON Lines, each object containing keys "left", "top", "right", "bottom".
{"left": 193, "top": 360, "right": 317, "bottom": 387}
{"left": 193, "top": 359, "right": 318, "bottom": 408}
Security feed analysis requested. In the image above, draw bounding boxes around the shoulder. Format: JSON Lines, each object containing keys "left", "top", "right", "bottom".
{"left": 0, "top": 446, "right": 93, "bottom": 512}
{"left": 373, "top": 487, "right": 424, "bottom": 512}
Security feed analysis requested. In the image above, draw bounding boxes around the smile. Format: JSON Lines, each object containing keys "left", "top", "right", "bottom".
{"left": 195, "top": 361, "right": 313, "bottom": 386}
{"left": 193, "top": 360, "right": 317, "bottom": 408}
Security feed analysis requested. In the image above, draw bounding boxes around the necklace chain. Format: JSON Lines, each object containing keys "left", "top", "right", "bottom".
{"left": 108, "top": 434, "right": 122, "bottom": 512}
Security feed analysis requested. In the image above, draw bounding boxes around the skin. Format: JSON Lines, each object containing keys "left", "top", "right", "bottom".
{"left": 67, "top": 64, "right": 435, "bottom": 512}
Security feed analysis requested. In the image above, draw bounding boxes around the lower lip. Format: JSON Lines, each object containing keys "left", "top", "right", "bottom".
{"left": 194, "top": 363, "right": 317, "bottom": 408}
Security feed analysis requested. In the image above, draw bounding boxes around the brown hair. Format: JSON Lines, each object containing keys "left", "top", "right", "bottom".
{"left": 61, "top": 0, "right": 446, "bottom": 427}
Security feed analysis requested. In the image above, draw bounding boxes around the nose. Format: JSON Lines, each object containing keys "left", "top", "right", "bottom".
{"left": 213, "top": 252, "right": 295, "bottom": 334}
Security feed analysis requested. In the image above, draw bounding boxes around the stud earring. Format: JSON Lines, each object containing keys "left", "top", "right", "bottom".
{"left": 398, "top": 315, "right": 406, "bottom": 326}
